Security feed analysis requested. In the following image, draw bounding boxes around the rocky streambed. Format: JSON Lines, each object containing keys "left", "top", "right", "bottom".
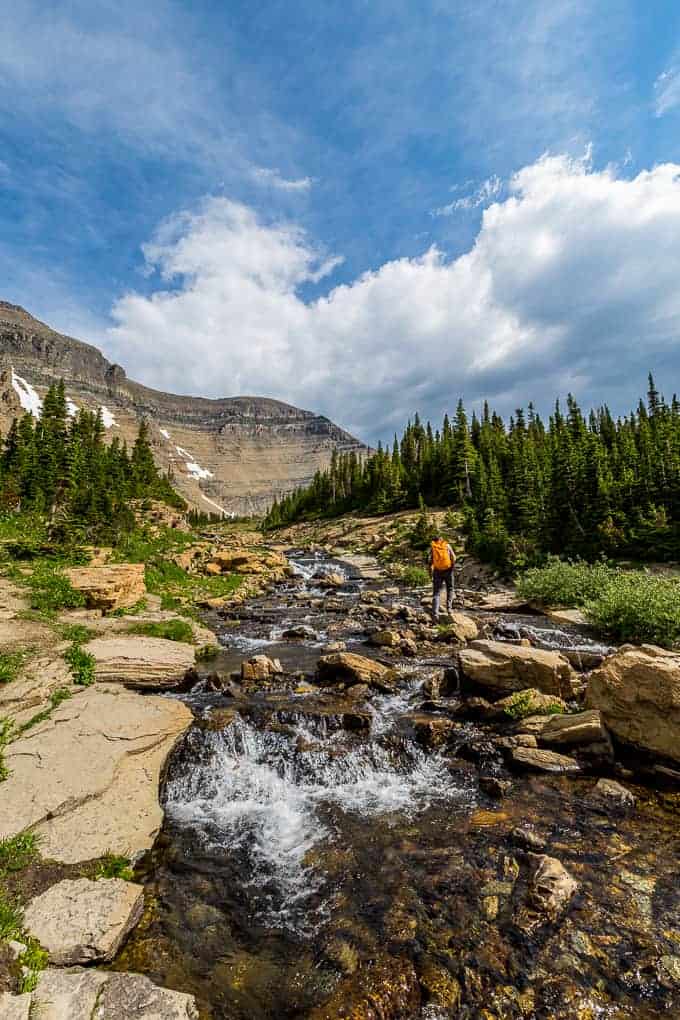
{"left": 110, "top": 551, "right": 680, "bottom": 1020}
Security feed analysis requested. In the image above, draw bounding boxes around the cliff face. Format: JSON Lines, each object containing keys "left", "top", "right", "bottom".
{"left": 0, "top": 302, "right": 367, "bottom": 515}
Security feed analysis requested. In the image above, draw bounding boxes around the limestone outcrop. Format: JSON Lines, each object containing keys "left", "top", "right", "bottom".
{"left": 458, "top": 640, "right": 578, "bottom": 698}
{"left": 86, "top": 635, "right": 195, "bottom": 685}
{"left": 0, "top": 684, "right": 192, "bottom": 863}
{"left": 64, "top": 564, "right": 146, "bottom": 612}
{"left": 15, "top": 967, "right": 200, "bottom": 1019}
{"left": 22, "top": 878, "right": 144, "bottom": 964}
{"left": 586, "top": 645, "right": 680, "bottom": 763}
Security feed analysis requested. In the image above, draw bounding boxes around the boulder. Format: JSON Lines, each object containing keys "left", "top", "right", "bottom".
{"left": 282, "top": 625, "right": 317, "bottom": 640}
{"left": 32, "top": 967, "right": 198, "bottom": 1019}
{"left": 23, "top": 878, "right": 144, "bottom": 964}
{"left": 317, "top": 572, "right": 345, "bottom": 588}
{"left": 86, "top": 636, "right": 195, "bottom": 686}
{"left": 458, "top": 640, "right": 577, "bottom": 698}
{"left": 0, "top": 684, "right": 192, "bottom": 863}
{"left": 586, "top": 645, "right": 680, "bottom": 763}
{"left": 539, "top": 710, "right": 609, "bottom": 747}
{"left": 444, "top": 611, "right": 479, "bottom": 643}
{"left": 64, "top": 564, "right": 146, "bottom": 612}
{"left": 316, "top": 652, "right": 397, "bottom": 692}
{"left": 240, "top": 655, "right": 283, "bottom": 681}
{"left": 510, "top": 747, "right": 581, "bottom": 774}
{"left": 211, "top": 548, "right": 287, "bottom": 576}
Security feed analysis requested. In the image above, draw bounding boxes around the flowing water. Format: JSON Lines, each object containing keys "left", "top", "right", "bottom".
{"left": 115, "top": 552, "right": 680, "bottom": 1019}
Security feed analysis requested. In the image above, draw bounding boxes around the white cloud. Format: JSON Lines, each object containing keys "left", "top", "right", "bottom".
{"left": 252, "top": 167, "right": 314, "bottom": 192}
{"left": 434, "top": 175, "right": 504, "bottom": 216}
{"left": 107, "top": 154, "right": 680, "bottom": 440}
{"left": 654, "top": 63, "right": 680, "bottom": 117}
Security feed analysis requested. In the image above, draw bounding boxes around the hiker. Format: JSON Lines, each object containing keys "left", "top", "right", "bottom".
{"left": 429, "top": 534, "right": 456, "bottom": 623}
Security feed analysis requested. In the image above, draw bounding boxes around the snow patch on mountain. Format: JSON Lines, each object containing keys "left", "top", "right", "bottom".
{"left": 100, "top": 406, "right": 119, "bottom": 428}
{"left": 11, "top": 368, "right": 43, "bottom": 417}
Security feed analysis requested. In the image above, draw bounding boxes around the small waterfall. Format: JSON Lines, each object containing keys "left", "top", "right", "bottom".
{"left": 165, "top": 703, "right": 471, "bottom": 934}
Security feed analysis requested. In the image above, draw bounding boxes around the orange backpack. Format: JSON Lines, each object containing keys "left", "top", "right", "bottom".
{"left": 431, "top": 539, "right": 454, "bottom": 571}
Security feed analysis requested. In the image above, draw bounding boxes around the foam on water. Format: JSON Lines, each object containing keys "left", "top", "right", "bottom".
{"left": 166, "top": 708, "right": 468, "bottom": 933}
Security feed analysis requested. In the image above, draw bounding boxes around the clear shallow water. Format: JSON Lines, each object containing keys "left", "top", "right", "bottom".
{"left": 116, "top": 552, "right": 680, "bottom": 1020}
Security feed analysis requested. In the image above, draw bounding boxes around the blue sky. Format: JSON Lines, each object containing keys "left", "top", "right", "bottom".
{"left": 2, "top": 1, "right": 680, "bottom": 441}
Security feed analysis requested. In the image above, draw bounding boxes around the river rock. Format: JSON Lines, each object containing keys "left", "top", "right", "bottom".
{"left": 241, "top": 654, "right": 283, "bottom": 681}
{"left": 308, "top": 956, "right": 420, "bottom": 1020}
{"left": 510, "top": 747, "right": 581, "bottom": 774}
{"left": 589, "top": 777, "right": 636, "bottom": 814}
{"left": 586, "top": 645, "right": 680, "bottom": 763}
{"left": 658, "top": 955, "right": 680, "bottom": 989}
{"left": 517, "top": 854, "right": 578, "bottom": 932}
{"left": 539, "top": 709, "right": 608, "bottom": 747}
{"left": 86, "top": 635, "right": 196, "bottom": 685}
{"left": 445, "top": 611, "right": 479, "bottom": 643}
{"left": 23, "top": 878, "right": 144, "bottom": 964}
{"left": 64, "top": 563, "right": 146, "bottom": 612}
{"left": 316, "top": 652, "right": 397, "bottom": 691}
{"left": 369, "top": 628, "right": 402, "bottom": 648}
{"left": 458, "top": 640, "right": 578, "bottom": 698}
{"left": 32, "top": 967, "right": 199, "bottom": 1019}
{"left": 282, "top": 625, "right": 317, "bottom": 640}
{"left": 413, "top": 716, "right": 455, "bottom": 748}
{"left": 0, "top": 684, "right": 192, "bottom": 863}
{"left": 317, "top": 571, "right": 345, "bottom": 588}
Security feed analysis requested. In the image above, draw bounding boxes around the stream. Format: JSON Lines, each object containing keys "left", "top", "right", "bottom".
{"left": 114, "top": 551, "right": 680, "bottom": 1020}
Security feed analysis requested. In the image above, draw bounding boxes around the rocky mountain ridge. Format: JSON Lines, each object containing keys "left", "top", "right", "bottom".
{"left": 0, "top": 301, "right": 367, "bottom": 514}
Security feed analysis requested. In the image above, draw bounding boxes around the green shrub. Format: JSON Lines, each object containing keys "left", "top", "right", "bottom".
{"left": 502, "top": 690, "right": 564, "bottom": 719}
{"left": 585, "top": 573, "right": 680, "bottom": 648}
{"left": 517, "top": 557, "right": 616, "bottom": 608}
{"left": 64, "top": 645, "right": 96, "bottom": 686}
{"left": 0, "top": 832, "right": 39, "bottom": 875}
{"left": 25, "top": 564, "right": 85, "bottom": 616}
{"left": 400, "top": 565, "right": 430, "bottom": 588}
{"left": 110, "top": 598, "right": 148, "bottom": 617}
{"left": 129, "top": 618, "right": 195, "bottom": 643}
{"left": 95, "top": 852, "right": 134, "bottom": 882}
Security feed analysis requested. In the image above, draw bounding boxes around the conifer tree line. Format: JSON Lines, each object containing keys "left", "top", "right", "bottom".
{"left": 265, "top": 375, "right": 680, "bottom": 568}
{"left": 0, "top": 379, "right": 184, "bottom": 539}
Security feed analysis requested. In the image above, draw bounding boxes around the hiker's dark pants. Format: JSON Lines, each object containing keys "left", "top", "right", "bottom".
{"left": 432, "top": 567, "right": 454, "bottom": 620}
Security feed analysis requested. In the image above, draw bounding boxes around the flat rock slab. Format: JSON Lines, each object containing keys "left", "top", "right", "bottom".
{"left": 0, "top": 992, "right": 31, "bottom": 1019}
{"left": 23, "top": 878, "right": 144, "bottom": 964}
{"left": 86, "top": 635, "right": 195, "bottom": 685}
{"left": 510, "top": 746, "right": 581, "bottom": 774}
{"left": 0, "top": 684, "right": 192, "bottom": 863}
{"left": 31, "top": 968, "right": 199, "bottom": 1019}
{"left": 65, "top": 563, "right": 146, "bottom": 611}
{"left": 539, "top": 709, "right": 608, "bottom": 747}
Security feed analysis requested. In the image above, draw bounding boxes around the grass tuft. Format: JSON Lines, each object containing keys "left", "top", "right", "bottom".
{"left": 95, "top": 852, "right": 134, "bottom": 882}
{"left": 0, "top": 651, "right": 29, "bottom": 685}
{"left": 0, "top": 832, "right": 39, "bottom": 876}
{"left": 128, "top": 618, "right": 195, "bottom": 644}
{"left": 64, "top": 644, "right": 96, "bottom": 686}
